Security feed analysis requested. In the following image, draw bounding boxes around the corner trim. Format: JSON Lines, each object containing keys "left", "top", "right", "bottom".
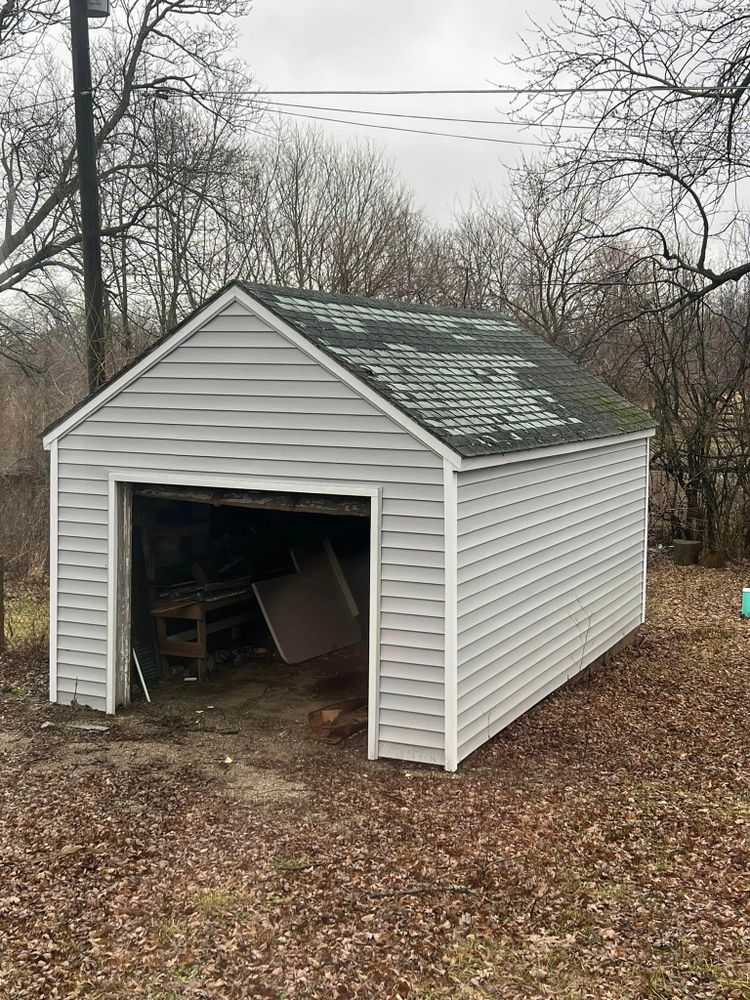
{"left": 443, "top": 459, "right": 458, "bottom": 772}
{"left": 642, "top": 436, "right": 651, "bottom": 622}
{"left": 48, "top": 441, "right": 58, "bottom": 702}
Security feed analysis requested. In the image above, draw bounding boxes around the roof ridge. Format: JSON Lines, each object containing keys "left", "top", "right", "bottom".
{"left": 239, "top": 280, "right": 515, "bottom": 323}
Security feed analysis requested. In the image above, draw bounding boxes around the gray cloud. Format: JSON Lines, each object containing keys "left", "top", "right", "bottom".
{"left": 237, "top": 1, "right": 560, "bottom": 220}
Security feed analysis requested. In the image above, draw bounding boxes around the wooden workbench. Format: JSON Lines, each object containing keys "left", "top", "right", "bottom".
{"left": 151, "top": 587, "right": 256, "bottom": 680}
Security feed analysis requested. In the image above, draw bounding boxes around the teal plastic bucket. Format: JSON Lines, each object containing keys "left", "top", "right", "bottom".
{"left": 743, "top": 589, "right": 750, "bottom": 618}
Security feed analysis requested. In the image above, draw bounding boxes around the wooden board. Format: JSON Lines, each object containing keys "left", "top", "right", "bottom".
{"left": 253, "top": 543, "right": 361, "bottom": 664}
{"left": 292, "top": 540, "right": 359, "bottom": 617}
{"left": 335, "top": 548, "right": 370, "bottom": 621}
{"left": 134, "top": 483, "right": 369, "bottom": 517}
{"left": 308, "top": 698, "right": 368, "bottom": 743}
{"left": 131, "top": 524, "right": 161, "bottom": 689}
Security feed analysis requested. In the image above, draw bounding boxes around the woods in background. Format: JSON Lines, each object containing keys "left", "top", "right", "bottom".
{"left": 3, "top": 0, "right": 750, "bottom": 576}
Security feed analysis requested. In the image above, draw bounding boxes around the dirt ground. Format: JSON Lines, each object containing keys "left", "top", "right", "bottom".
{"left": 1, "top": 556, "right": 750, "bottom": 999}
{"left": 148, "top": 639, "right": 368, "bottom": 726}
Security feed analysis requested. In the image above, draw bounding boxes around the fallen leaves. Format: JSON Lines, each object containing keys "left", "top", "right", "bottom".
{"left": 1, "top": 557, "right": 750, "bottom": 997}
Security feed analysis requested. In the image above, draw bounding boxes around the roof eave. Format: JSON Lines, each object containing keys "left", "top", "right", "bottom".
{"left": 458, "top": 426, "right": 656, "bottom": 472}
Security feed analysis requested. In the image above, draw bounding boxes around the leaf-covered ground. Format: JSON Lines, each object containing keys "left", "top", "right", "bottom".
{"left": 1, "top": 557, "right": 749, "bottom": 999}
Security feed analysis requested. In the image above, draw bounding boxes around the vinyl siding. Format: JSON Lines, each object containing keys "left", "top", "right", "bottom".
{"left": 455, "top": 437, "right": 649, "bottom": 763}
{"left": 54, "top": 300, "right": 446, "bottom": 764}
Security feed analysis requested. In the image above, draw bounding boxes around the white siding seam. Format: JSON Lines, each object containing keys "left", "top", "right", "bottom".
{"left": 443, "top": 460, "right": 458, "bottom": 772}
{"left": 458, "top": 538, "right": 644, "bottom": 632}
{"left": 457, "top": 600, "right": 642, "bottom": 758}
{"left": 49, "top": 441, "right": 58, "bottom": 702}
{"left": 459, "top": 573, "right": 643, "bottom": 706}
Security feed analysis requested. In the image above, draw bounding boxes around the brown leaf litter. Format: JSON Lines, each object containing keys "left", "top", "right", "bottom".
{"left": 1, "top": 555, "right": 749, "bottom": 999}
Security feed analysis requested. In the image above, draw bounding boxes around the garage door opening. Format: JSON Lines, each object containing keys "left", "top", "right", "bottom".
{"left": 120, "top": 482, "right": 373, "bottom": 746}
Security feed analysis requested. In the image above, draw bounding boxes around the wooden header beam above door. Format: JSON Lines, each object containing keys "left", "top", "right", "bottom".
{"left": 133, "top": 483, "right": 370, "bottom": 518}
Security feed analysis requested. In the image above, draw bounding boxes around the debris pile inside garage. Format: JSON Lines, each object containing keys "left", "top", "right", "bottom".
{"left": 130, "top": 484, "right": 370, "bottom": 741}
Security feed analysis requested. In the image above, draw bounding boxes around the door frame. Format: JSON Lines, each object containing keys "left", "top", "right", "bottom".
{"left": 106, "top": 469, "right": 383, "bottom": 759}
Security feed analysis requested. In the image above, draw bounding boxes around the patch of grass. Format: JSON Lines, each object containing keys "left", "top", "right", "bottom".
{"left": 274, "top": 857, "right": 308, "bottom": 871}
{"left": 193, "top": 888, "right": 256, "bottom": 917}
{"left": 260, "top": 892, "right": 291, "bottom": 911}
{"left": 424, "top": 934, "right": 750, "bottom": 1000}
{"left": 5, "top": 592, "right": 48, "bottom": 652}
{"left": 156, "top": 921, "right": 187, "bottom": 945}
{"left": 642, "top": 955, "right": 750, "bottom": 998}
{"left": 1, "top": 685, "right": 25, "bottom": 697}
{"left": 173, "top": 963, "right": 198, "bottom": 982}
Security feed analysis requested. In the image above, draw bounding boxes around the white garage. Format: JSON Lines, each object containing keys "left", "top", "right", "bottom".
{"left": 42, "top": 281, "right": 654, "bottom": 770}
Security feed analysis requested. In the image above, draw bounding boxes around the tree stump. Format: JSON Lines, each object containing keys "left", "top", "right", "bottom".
{"left": 672, "top": 539, "right": 701, "bottom": 565}
{"left": 700, "top": 550, "right": 727, "bottom": 570}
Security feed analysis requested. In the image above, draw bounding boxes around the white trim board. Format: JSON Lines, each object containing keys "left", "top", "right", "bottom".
{"left": 104, "top": 469, "right": 383, "bottom": 759}
{"left": 641, "top": 437, "right": 651, "bottom": 623}
{"left": 105, "top": 475, "right": 119, "bottom": 714}
{"left": 48, "top": 441, "right": 59, "bottom": 703}
{"left": 442, "top": 460, "right": 459, "bottom": 772}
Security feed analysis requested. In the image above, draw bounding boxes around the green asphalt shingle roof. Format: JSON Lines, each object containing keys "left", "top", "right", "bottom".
{"left": 244, "top": 282, "right": 654, "bottom": 458}
{"left": 42, "top": 280, "right": 655, "bottom": 455}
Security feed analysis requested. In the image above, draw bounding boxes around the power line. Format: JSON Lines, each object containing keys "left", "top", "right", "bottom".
{"left": 253, "top": 98, "right": 749, "bottom": 140}
{"left": 5, "top": 85, "right": 746, "bottom": 151}
{"left": 258, "top": 105, "right": 581, "bottom": 150}
{"left": 0, "top": 95, "right": 73, "bottom": 115}
{"left": 249, "top": 84, "right": 738, "bottom": 97}
{"left": 3, "top": 76, "right": 740, "bottom": 118}
{"left": 255, "top": 99, "right": 604, "bottom": 131}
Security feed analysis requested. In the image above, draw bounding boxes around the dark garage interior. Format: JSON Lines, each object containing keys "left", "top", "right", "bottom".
{"left": 129, "top": 485, "right": 371, "bottom": 744}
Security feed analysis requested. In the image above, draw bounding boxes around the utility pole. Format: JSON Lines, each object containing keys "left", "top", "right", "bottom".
{"left": 69, "top": 0, "right": 108, "bottom": 392}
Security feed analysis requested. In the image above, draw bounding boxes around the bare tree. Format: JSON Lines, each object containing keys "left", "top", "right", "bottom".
{"left": 515, "top": 0, "right": 750, "bottom": 305}
{"left": 642, "top": 279, "right": 750, "bottom": 553}
{"left": 0, "top": 0, "right": 61, "bottom": 57}
{"left": 234, "top": 127, "right": 431, "bottom": 299}
{"left": 101, "top": 91, "right": 254, "bottom": 344}
{"left": 446, "top": 162, "right": 644, "bottom": 371}
{"left": 0, "top": 0, "right": 256, "bottom": 364}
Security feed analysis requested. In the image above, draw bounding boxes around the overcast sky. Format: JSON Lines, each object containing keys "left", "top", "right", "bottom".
{"left": 238, "top": 0, "right": 560, "bottom": 221}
